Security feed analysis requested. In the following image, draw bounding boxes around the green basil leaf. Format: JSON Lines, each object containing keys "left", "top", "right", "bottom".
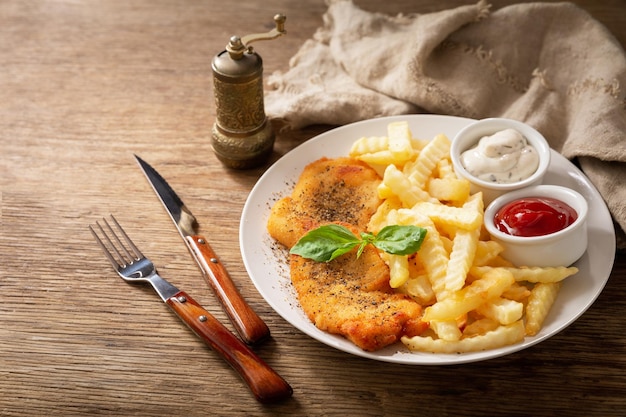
{"left": 290, "top": 223, "right": 427, "bottom": 263}
{"left": 356, "top": 232, "right": 375, "bottom": 259}
{"left": 371, "top": 225, "right": 427, "bottom": 256}
{"left": 290, "top": 224, "right": 360, "bottom": 262}
{"left": 355, "top": 241, "right": 368, "bottom": 259}
{"left": 359, "top": 231, "right": 376, "bottom": 244}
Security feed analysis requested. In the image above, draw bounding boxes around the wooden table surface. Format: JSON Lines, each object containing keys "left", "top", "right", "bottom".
{"left": 2, "top": 1, "right": 625, "bottom": 415}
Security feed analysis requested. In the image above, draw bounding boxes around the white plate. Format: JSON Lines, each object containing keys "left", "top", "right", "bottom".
{"left": 239, "top": 115, "right": 616, "bottom": 365}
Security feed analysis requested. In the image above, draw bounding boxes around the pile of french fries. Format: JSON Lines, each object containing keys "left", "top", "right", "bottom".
{"left": 349, "top": 121, "right": 578, "bottom": 353}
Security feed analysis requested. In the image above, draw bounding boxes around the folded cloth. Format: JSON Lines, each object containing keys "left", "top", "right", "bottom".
{"left": 265, "top": 0, "right": 626, "bottom": 249}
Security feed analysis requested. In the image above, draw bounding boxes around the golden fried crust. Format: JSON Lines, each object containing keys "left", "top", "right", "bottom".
{"left": 290, "top": 245, "right": 426, "bottom": 351}
{"left": 267, "top": 157, "right": 427, "bottom": 351}
{"left": 267, "top": 157, "right": 382, "bottom": 249}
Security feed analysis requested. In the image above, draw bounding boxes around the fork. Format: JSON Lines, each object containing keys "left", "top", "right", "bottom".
{"left": 89, "top": 215, "right": 292, "bottom": 403}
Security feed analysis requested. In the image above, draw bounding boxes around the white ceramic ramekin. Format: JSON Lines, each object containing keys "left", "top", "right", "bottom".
{"left": 451, "top": 118, "right": 551, "bottom": 205}
{"left": 484, "top": 185, "right": 588, "bottom": 267}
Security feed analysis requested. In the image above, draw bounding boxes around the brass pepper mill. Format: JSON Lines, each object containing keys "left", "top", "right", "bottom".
{"left": 211, "top": 14, "right": 286, "bottom": 169}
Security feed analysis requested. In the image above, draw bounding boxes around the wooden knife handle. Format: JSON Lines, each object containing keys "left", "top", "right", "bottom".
{"left": 187, "top": 235, "right": 270, "bottom": 345}
{"left": 166, "top": 291, "right": 292, "bottom": 403}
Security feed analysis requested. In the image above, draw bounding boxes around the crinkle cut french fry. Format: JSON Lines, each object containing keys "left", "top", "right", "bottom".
{"left": 387, "top": 121, "right": 415, "bottom": 162}
{"left": 356, "top": 150, "right": 398, "bottom": 166}
{"left": 462, "top": 317, "right": 500, "bottom": 337}
{"left": 436, "top": 233, "right": 452, "bottom": 253}
{"left": 402, "top": 274, "right": 435, "bottom": 305}
{"left": 366, "top": 163, "right": 388, "bottom": 179}
{"left": 427, "top": 177, "right": 471, "bottom": 203}
{"left": 381, "top": 165, "right": 437, "bottom": 206}
{"left": 411, "top": 137, "right": 430, "bottom": 151}
{"left": 486, "top": 256, "right": 515, "bottom": 268}
{"left": 471, "top": 266, "right": 579, "bottom": 283}
{"left": 525, "top": 282, "right": 561, "bottom": 336}
{"left": 350, "top": 122, "right": 415, "bottom": 167}
{"left": 441, "top": 192, "right": 484, "bottom": 298}
{"left": 402, "top": 321, "right": 525, "bottom": 353}
{"left": 350, "top": 135, "right": 412, "bottom": 168}
{"left": 383, "top": 208, "right": 423, "bottom": 293}
{"left": 404, "top": 133, "right": 451, "bottom": 189}
{"left": 476, "top": 297, "right": 524, "bottom": 325}
{"left": 472, "top": 240, "right": 505, "bottom": 267}
{"left": 423, "top": 268, "right": 515, "bottom": 322}
{"left": 501, "top": 282, "right": 532, "bottom": 302}
{"left": 350, "top": 136, "right": 389, "bottom": 156}
{"left": 436, "top": 158, "right": 455, "bottom": 179}
{"left": 368, "top": 197, "right": 401, "bottom": 233}
{"left": 397, "top": 210, "right": 449, "bottom": 300}
{"left": 430, "top": 320, "right": 462, "bottom": 342}
{"left": 410, "top": 201, "right": 482, "bottom": 231}
{"left": 384, "top": 253, "right": 410, "bottom": 289}
{"left": 377, "top": 182, "right": 394, "bottom": 200}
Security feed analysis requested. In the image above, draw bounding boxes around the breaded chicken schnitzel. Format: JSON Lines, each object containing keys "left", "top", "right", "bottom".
{"left": 267, "top": 157, "right": 426, "bottom": 351}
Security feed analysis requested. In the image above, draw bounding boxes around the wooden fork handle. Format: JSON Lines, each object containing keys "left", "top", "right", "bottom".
{"left": 166, "top": 291, "right": 292, "bottom": 404}
{"left": 186, "top": 235, "right": 270, "bottom": 345}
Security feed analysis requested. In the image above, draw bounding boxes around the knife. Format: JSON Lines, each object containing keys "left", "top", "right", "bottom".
{"left": 135, "top": 155, "right": 270, "bottom": 345}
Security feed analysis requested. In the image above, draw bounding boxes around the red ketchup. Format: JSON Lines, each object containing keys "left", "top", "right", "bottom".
{"left": 494, "top": 197, "right": 578, "bottom": 237}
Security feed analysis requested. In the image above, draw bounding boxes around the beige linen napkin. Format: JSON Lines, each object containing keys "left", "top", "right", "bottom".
{"left": 266, "top": 0, "right": 626, "bottom": 248}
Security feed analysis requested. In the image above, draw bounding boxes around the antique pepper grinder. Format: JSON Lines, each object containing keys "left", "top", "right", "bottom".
{"left": 211, "top": 14, "right": 286, "bottom": 169}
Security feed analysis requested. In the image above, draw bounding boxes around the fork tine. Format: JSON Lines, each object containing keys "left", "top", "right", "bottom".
{"left": 96, "top": 218, "right": 131, "bottom": 266}
{"left": 107, "top": 215, "right": 144, "bottom": 260}
{"left": 89, "top": 223, "right": 123, "bottom": 270}
{"left": 99, "top": 216, "right": 136, "bottom": 266}
{"left": 89, "top": 215, "right": 142, "bottom": 269}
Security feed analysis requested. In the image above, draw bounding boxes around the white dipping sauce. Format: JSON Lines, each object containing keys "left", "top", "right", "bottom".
{"left": 460, "top": 128, "right": 539, "bottom": 183}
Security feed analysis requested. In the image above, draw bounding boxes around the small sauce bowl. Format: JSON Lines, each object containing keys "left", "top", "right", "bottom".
{"left": 484, "top": 185, "right": 589, "bottom": 267}
{"left": 451, "top": 118, "right": 551, "bottom": 204}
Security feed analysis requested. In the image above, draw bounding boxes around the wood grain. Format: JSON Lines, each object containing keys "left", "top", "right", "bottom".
{"left": 1, "top": 0, "right": 625, "bottom": 415}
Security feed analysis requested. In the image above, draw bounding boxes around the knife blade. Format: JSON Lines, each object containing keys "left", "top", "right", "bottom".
{"left": 135, "top": 155, "right": 270, "bottom": 345}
